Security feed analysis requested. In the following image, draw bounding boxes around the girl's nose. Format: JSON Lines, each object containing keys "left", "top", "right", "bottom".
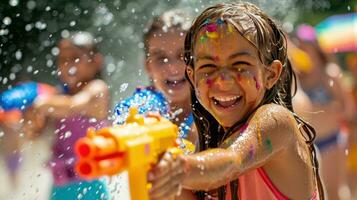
{"left": 216, "top": 72, "right": 235, "bottom": 91}
{"left": 167, "top": 62, "right": 181, "bottom": 75}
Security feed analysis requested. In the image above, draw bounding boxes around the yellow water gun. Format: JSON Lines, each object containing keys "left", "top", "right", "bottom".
{"left": 75, "top": 107, "right": 193, "bottom": 200}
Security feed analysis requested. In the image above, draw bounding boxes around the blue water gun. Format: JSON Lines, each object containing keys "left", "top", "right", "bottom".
{"left": 0, "top": 82, "right": 56, "bottom": 121}
{"left": 113, "top": 87, "right": 169, "bottom": 125}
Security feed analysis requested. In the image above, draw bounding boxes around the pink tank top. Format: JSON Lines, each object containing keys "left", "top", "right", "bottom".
{"left": 208, "top": 168, "right": 317, "bottom": 200}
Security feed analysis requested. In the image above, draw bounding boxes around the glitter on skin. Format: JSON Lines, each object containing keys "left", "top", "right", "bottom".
{"left": 257, "top": 120, "right": 263, "bottom": 146}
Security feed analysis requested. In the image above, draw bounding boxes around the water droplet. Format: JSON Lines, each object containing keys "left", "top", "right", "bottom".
{"left": 27, "top": 65, "right": 33, "bottom": 73}
{"left": 3, "top": 17, "right": 12, "bottom": 25}
{"left": 51, "top": 47, "right": 60, "bottom": 56}
{"left": 119, "top": 83, "right": 128, "bottom": 92}
{"left": 68, "top": 66, "right": 77, "bottom": 75}
{"left": 64, "top": 131, "right": 72, "bottom": 138}
{"left": 26, "top": 0, "right": 36, "bottom": 9}
{"left": 69, "top": 21, "right": 76, "bottom": 27}
{"left": 9, "top": 0, "right": 19, "bottom": 7}
{"left": 15, "top": 50, "right": 22, "bottom": 60}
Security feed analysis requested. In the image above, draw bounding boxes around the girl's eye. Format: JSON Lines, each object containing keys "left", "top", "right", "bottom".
{"left": 232, "top": 61, "right": 250, "bottom": 67}
{"left": 198, "top": 64, "right": 216, "bottom": 69}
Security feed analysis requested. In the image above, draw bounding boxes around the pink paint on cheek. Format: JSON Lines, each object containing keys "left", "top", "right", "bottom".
{"left": 253, "top": 76, "right": 261, "bottom": 90}
{"left": 206, "top": 78, "right": 213, "bottom": 88}
{"left": 237, "top": 74, "right": 242, "bottom": 81}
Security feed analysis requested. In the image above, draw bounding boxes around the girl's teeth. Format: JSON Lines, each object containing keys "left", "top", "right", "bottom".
{"left": 215, "top": 96, "right": 240, "bottom": 102}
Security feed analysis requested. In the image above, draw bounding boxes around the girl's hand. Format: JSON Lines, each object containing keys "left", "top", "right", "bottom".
{"left": 148, "top": 152, "right": 187, "bottom": 200}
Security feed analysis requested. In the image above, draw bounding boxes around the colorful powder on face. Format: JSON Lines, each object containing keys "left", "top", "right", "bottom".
{"left": 206, "top": 23, "right": 219, "bottom": 39}
{"left": 203, "top": 19, "right": 210, "bottom": 25}
{"left": 200, "top": 35, "right": 207, "bottom": 43}
{"left": 249, "top": 145, "right": 255, "bottom": 160}
{"left": 206, "top": 78, "right": 213, "bottom": 88}
{"left": 213, "top": 56, "right": 220, "bottom": 62}
{"left": 206, "top": 23, "right": 217, "bottom": 32}
{"left": 217, "top": 19, "right": 224, "bottom": 25}
{"left": 228, "top": 24, "right": 234, "bottom": 33}
{"left": 237, "top": 74, "right": 242, "bottom": 81}
{"left": 206, "top": 31, "right": 219, "bottom": 39}
{"left": 239, "top": 123, "right": 248, "bottom": 133}
{"left": 265, "top": 139, "right": 273, "bottom": 153}
{"left": 253, "top": 76, "right": 261, "bottom": 90}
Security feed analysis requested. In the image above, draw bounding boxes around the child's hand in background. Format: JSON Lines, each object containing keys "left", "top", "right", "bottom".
{"left": 23, "top": 107, "right": 47, "bottom": 139}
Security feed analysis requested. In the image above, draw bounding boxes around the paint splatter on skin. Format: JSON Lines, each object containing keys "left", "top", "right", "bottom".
{"left": 203, "top": 19, "right": 210, "bottom": 25}
{"left": 253, "top": 76, "right": 261, "bottom": 90}
{"left": 228, "top": 24, "right": 234, "bottom": 33}
{"left": 237, "top": 73, "right": 242, "bottom": 81}
{"left": 206, "top": 78, "right": 213, "bottom": 88}
{"left": 206, "top": 31, "right": 219, "bottom": 39}
{"left": 206, "top": 23, "right": 219, "bottom": 39}
{"left": 257, "top": 120, "right": 263, "bottom": 146}
{"left": 200, "top": 35, "right": 207, "bottom": 43}
{"left": 239, "top": 123, "right": 248, "bottom": 133}
{"left": 217, "top": 19, "right": 224, "bottom": 25}
{"left": 249, "top": 144, "right": 255, "bottom": 160}
{"left": 265, "top": 139, "right": 273, "bottom": 153}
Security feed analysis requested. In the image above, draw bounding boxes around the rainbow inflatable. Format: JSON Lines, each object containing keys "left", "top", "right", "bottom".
{"left": 315, "top": 13, "right": 357, "bottom": 53}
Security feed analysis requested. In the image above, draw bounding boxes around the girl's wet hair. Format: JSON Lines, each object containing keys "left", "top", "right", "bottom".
{"left": 184, "top": 2, "right": 324, "bottom": 199}
{"left": 143, "top": 9, "right": 192, "bottom": 57}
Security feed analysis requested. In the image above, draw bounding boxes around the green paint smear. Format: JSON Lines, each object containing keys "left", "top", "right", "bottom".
{"left": 265, "top": 139, "right": 273, "bottom": 153}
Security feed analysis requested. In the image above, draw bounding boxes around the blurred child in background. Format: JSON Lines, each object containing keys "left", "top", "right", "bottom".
{"left": 23, "top": 31, "right": 110, "bottom": 200}
{"left": 295, "top": 24, "right": 352, "bottom": 200}
{"left": 115, "top": 9, "right": 197, "bottom": 147}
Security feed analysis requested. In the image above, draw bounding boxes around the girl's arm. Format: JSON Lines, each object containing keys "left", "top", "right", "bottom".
{"left": 148, "top": 104, "right": 297, "bottom": 199}
{"left": 182, "top": 104, "right": 296, "bottom": 190}
{"left": 34, "top": 79, "right": 109, "bottom": 119}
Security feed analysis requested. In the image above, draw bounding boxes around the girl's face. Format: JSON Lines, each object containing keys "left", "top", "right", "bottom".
{"left": 57, "top": 40, "right": 102, "bottom": 91}
{"left": 146, "top": 30, "right": 190, "bottom": 103}
{"left": 187, "top": 24, "right": 281, "bottom": 127}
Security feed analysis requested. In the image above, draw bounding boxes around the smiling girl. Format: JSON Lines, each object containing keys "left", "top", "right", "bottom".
{"left": 147, "top": 2, "right": 324, "bottom": 200}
